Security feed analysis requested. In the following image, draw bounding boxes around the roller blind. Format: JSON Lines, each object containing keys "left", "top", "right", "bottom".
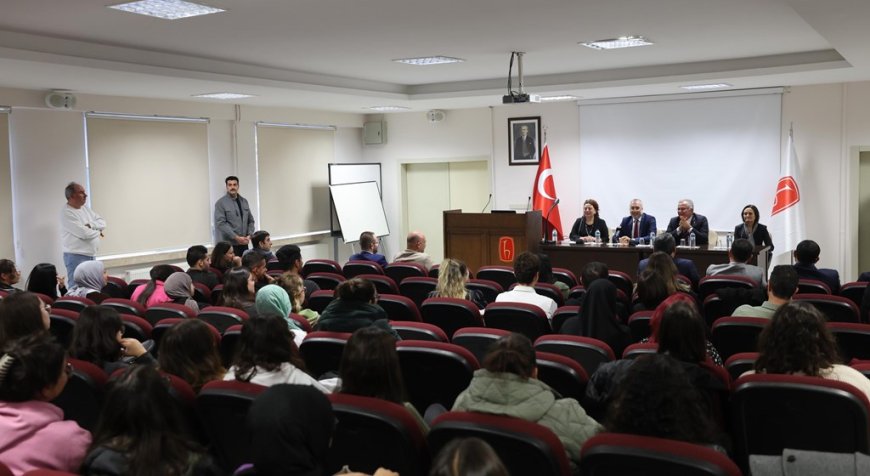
{"left": 0, "top": 111, "right": 12, "bottom": 259}
{"left": 86, "top": 115, "right": 211, "bottom": 256}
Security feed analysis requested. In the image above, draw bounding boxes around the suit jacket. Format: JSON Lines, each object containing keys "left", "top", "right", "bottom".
{"left": 348, "top": 250, "right": 388, "bottom": 268}
{"left": 793, "top": 262, "right": 841, "bottom": 294}
{"left": 637, "top": 256, "right": 701, "bottom": 288}
{"left": 514, "top": 135, "right": 536, "bottom": 161}
{"left": 569, "top": 217, "right": 609, "bottom": 242}
{"left": 705, "top": 262, "right": 766, "bottom": 287}
{"left": 666, "top": 213, "right": 709, "bottom": 246}
{"left": 214, "top": 194, "right": 256, "bottom": 242}
{"left": 733, "top": 223, "right": 774, "bottom": 251}
{"left": 614, "top": 213, "right": 657, "bottom": 245}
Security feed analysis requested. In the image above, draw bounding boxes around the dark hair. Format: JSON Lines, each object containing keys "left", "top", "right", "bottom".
{"left": 221, "top": 268, "right": 255, "bottom": 308}
{"left": 275, "top": 244, "right": 302, "bottom": 269}
{"left": 653, "top": 233, "right": 676, "bottom": 254}
{"left": 340, "top": 326, "right": 406, "bottom": 403}
{"left": 0, "top": 292, "right": 47, "bottom": 347}
{"left": 157, "top": 320, "right": 225, "bottom": 392}
{"left": 335, "top": 277, "right": 377, "bottom": 302}
{"left": 537, "top": 253, "right": 556, "bottom": 284}
{"left": 583, "top": 198, "right": 600, "bottom": 219}
{"left": 69, "top": 305, "right": 124, "bottom": 366}
{"left": 0, "top": 333, "right": 66, "bottom": 402}
{"left": 251, "top": 230, "right": 270, "bottom": 249}
{"left": 581, "top": 261, "right": 609, "bottom": 288}
{"left": 242, "top": 251, "right": 266, "bottom": 271}
{"left": 482, "top": 333, "right": 535, "bottom": 379}
{"left": 741, "top": 204, "right": 760, "bottom": 225}
{"left": 429, "top": 437, "right": 509, "bottom": 476}
{"left": 185, "top": 245, "right": 209, "bottom": 267}
{"left": 0, "top": 259, "right": 16, "bottom": 277}
{"left": 755, "top": 301, "right": 840, "bottom": 376}
{"left": 233, "top": 315, "right": 306, "bottom": 381}
{"left": 211, "top": 241, "right": 234, "bottom": 269}
{"left": 359, "top": 231, "right": 376, "bottom": 251}
{"left": 135, "top": 264, "right": 175, "bottom": 306}
{"left": 225, "top": 175, "right": 239, "bottom": 185}
{"left": 656, "top": 301, "right": 706, "bottom": 363}
{"left": 636, "top": 268, "right": 673, "bottom": 310}
{"left": 794, "top": 240, "right": 821, "bottom": 264}
{"left": 607, "top": 354, "right": 718, "bottom": 445}
{"left": 91, "top": 365, "right": 205, "bottom": 476}
{"left": 730, "top": 238, "right": 753, "bottom": 263}
{"left": 512, "top": 252, "right": 540, "bottom": 284}
{"left": 768, "top": 265, "right": 799, "bottom": 299}
{"left": 25, "top": 263, "right": 61, "bottom": 299}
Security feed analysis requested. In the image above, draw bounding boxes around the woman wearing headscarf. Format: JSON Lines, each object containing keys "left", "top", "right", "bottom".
{"left": 163, "top": 272, "right": 199, "bottom": 312}
{"left": 66, "top": 260, "right": 106, "bottom": 299}
{"left": 560, "top": 279, "right": 631, "bottom": 358}
{"left": 256, "top": 284, "right": 306, "bottom": 346}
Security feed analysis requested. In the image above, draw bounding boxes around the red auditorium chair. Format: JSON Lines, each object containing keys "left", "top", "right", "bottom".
{"left": 384, "top": 262, "right": 427, "bottom": 285}
{"left": 828, "top": 322, "right": 870, "bottom": 361}
{"left": 552, "top": 306, "right": 579, "bottom": 334}
{"left": 420, "top": 297, "right": 484, "bottom": 339}
{"left": 399, "top": 276, "right": 437, "bottom": 309}
{"left": 452, "top": 327, "right": 511, "bottom": 364}
{"left": 120, "top": 313, "right": 153, "bottom": 341}
{"left": 465, "top": 278, "right": 503, "bottom": 305}
{"left": 390, "top": 321, "right": 449, "bottom": 342}
{"left": 196, "top": 306, "right": 249, "bottom": 333}
{"left": 552, "top": 267, "right": 578, "bottom": 288}
{"left": 476, "top": 265, "right": 517, "bottom": 290}
{"left": 52, "top": 295, "right": 95, "bottom": 313}
{"left": 357, "top": 273, "right": 399, "bottom": 295}
{"left": 698, "top": 274, "right": 758, "bottom": 299}
{"left": 724, "top": 352, "right": 759, "bottom": 381}
{"left": 377, "top": 294, "right": 422, "bottom": 322}
{"left": 301, "top": 259, "right": 342, "bottom": 277}
{"left": 102, "top": 297, "right": 147, "bottom": 317}
{"left": 797, "top": 278, "right": 832, "bottom": 295}
{"left": 196, "top": 380, "right": 268, "bottom": 472}
{"left": 839, "top": 281, "right": 868, "bottom": 308}
{"left": 627, "top": 310, "right": 653, "bottom": 342}
{"left": 793, "top": 293, "right": 861, "bottom": 323}
{"left": 396, "top": 340, "right": 479, "bottom": 413}
{"left": 484, "top": 302, "right": 551, "bottom": 342}
{"left": 710, "top": 316, "right": 768, "bottom": 361}
{"left": 343, "top": 260, "right": 384, "bottom": 279}
{"left": 48, "top": 308, "right": 79, "bottom": 348}
{"left": 621, "top": 342, "right": 658, "bottom": 359}
{"left": 580, "top": 433, "right": 741, "bottom": 476}
{"left": 219, "top": 324, "right": 243, "bottom": 368}
{"left": 535, "top": 351, "right": 589, "bottom": 401}
{"left": 50, "top": 358, "right": 108, "bottom": 432}
{"left": 306, "top": 272, "right": 346, "bottom": 291}
{"left": 534, "top": 335, "right": 614, "bottom": 375}
{"left": 144, "top": 302, "right": 196, "bottom": 326}
{"left": 298, "top": 331, "right": 352, "bottom": 378}
{"left": 307, "top": 289, "right": 335, "bottom": 314}
{"left": 607, "top": 270, "right": 634, "bottom": 299}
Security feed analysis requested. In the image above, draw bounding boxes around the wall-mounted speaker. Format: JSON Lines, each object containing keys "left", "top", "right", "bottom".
{"left": 427, "top": 109, "right": 446, "bottom": 123}
{"left": 45, "top": 91, "right": 77, "bottom": 110}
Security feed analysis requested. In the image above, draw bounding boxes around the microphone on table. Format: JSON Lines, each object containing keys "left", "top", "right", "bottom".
{"left": 612, "top": 226, "right": 622, "bottom": 244}
{"left": 481, "top": 194, "right": 492, "bottom": 213}
{"left": 544, "top": 198, "right": 560, "bottom": 243}
{"left": 525, "top": 196, "right": 532, "bottom": 212}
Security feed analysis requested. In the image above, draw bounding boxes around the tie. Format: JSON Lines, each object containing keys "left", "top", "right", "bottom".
{"left": 632, "top": 219, "right": 639, "bottom": 238}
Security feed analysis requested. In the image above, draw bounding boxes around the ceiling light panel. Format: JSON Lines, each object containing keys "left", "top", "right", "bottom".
{"left": 540, "top": 95, "right": 580, "bottom": 102}
{"left": 109, "top": 0, "right": 225, "bottom": 20}
{"left": 681, "top": 83, "right": 733, "bottom": 91}
{"left": 393, "top": 56, "right": 465, "bottom": 65}
{"left": 193, "top": 92, "right": 255, "bottom": 99}
{"left": 580, "top": 36, "right": 653, "bottom": 50}
{"left": 367, "top": 106, "right": 410, "bottom": 112}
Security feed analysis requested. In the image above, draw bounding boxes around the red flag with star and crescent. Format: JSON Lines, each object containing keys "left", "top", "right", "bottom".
{"left": 532, "top": 144, "right": 564, "bottom": 240}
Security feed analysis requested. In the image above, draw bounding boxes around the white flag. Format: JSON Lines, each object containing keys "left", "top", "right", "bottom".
{"left": 768, "top": 127, "right": 806, "bottom": 270}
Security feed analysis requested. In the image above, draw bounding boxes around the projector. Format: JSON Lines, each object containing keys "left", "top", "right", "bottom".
{"left": 502, "top": 93, "right": 541, "bottom": 104}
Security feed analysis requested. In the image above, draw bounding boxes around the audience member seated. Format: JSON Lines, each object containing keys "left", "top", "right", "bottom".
{"left": 130, "top": 264, "right": 174, "bottom": 308}
{"left": 605, "top": 353, "right": 724, "bottom": 451}
{"left": 0, "top": 259, "right": 21, "bottom": 292}
{"left": 561, "top": 280, "right": 631, "bottom": 357}
{"left": 243, "top": 230, "right": 276, "bottom": 261}
{"left": 634, "top": 268, "right": 673, "bottom": 312}
{"left": 185, "top": 245, "right": 219, "bottom": 289}
{"left": 706, "top": 238, "right": 766, "bottom": 286}
{"left": 429, "top": 437, "right": 508, "bottom": 476}
{"left": 0, "top": 291, "right": 50, "bottom": 347}
{"left": 339, "top": 326, "right": 427, "bottom": 432}
{"left": 246, "top": 384, "right": 336, "bottom": 476}
{"left": 349, "top": 231, "right": 388, "bottom": 268}
{"left": 157, "top": 319, "right": 226, "bottom": 393}
{"left": 428, "top": 258, "right": 486, "bottom": 310}
{"left": 0, "top": 334, "right": 91, "bottom": 474}
{"left": 255, "top": 284, "right": 307, "bottom": 346}
{"left": 67, "top": 260, "right": 108, "bottom": 301}
{"left": 793, "top": 239, "right": 841, "bottom": 294}
{"left": 210, "top": 241, "right": 241, "bottom": 275}
{"left": 638, "top": 234, "right": 700, "bottom": 288}
{"left": 220, "top": 268, "right": 259, "bottom": 318}
{"left": 26, "top": 262, "right": 67, "bottom": 298}
{"left": 393, "top": 231, "right": 434, "bottom": 271}
{"left": 452, "top": 333, "right": 602, "bottom": 472}
{"left": 316, "top": 278, "right": 395, "bottom": 337}
{"left": 277, "top": 272, "right": 319, "bottom": 326}
{"left": 69, "top": 305, "right": 156, "bottom": 374}
{"left": 275, "top": 244, "right": 320, "bottom": 300}
{"left": 224, "top": 314, "right": 328, "bottom": 392}
{"left": 242, "top": 252, "right": 274, "bottom": 291}
{"left": 495, "top": 252, "right": 557, "bottom": 321}
{"left": 82, "top": 365, "right": 220, "bottom": 475}
{"left": 163, "top": 272, "right": 199, "bottom": 312}
{"left": 748, "top": 301, "right": 870, "bottom": 400}
{"left": 732, "top": 265, "right": 798, "bottom": 318}
{"left": 538, "top": 253, "right": 569, "bottom": 300}
{"left": 645, "top": 294, "right": 722, "bottom": 365}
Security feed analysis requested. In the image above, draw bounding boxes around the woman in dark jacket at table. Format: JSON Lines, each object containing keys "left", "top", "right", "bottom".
{"left": 734, "top": 204, "right": 774, "bottom": 251}
{"left": 569, "top": 199, "right": 609, "bottom": 243}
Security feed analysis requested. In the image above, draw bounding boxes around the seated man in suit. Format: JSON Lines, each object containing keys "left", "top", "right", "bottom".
{"left": 348, "top": 231, "right": 387, "bottom": 268}
{"left": 732, "top": 265, "right": 798, "bottom": 318}
{"left": 638, "top": 233, "right": 700, "bottom": 288}
{"left": 705, "top": 238, "right": 766, "bottom": 287}
{"left": 793, "top": 239, "right": 841, "bottom": 294}
{"left": 495, "top": 251, "right": 557, "bottom": 320}
{"left": 666, "top": 198, "right": 709, "bottom": 246}
{"left": 614, "top": 198, "right": 657, "bottom": 246}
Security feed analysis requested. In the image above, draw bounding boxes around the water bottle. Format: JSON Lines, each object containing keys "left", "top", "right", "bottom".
{"left": 649, "top": 232, "right": 656, "bottom": 246}
{"left": 594, "top": 230, "right": 601, "bottom": 244}
{"left": 689, "top": 231, "right": 696, "bottom": 248}
{"left": 726, "top": 232, "right": 733, "bottom": 249}
{"left": 551, "top": 229, "right": 558, "bottom": 243}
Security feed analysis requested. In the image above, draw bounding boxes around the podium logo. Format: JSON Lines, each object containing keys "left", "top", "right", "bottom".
{"left": 498, "top": 237, "right": 515, "bottom": 262}
{"left": 771, "top": 176, "right": 800, "bottom": 216}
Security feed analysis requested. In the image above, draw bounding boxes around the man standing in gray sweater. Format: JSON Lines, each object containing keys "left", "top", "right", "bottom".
{"left": 214, "top": 176, "right": 255, "bottom": 257}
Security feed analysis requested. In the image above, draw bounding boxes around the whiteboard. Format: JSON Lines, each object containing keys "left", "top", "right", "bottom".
{"left": 329, "top": 181, "right": 390, "bottom": 243}
{"left": 328, "top": 163, "right": 382, "bottom": 236}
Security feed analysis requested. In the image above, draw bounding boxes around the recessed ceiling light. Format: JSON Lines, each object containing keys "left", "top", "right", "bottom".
{"left": 367, "top": 106, "right": 410, "bottom": 112}
{"left": 580, "top": 36, "right": 653, "bottom": 50}
{"left": 539, "top": 95, "right": 580, "bottom": 102}
{"left": 193, "top": 92, "right": 256, "bottom": 99}
{"left": 393, "top": 56, "right": 465, "bottom": 66}
{"left": 680, "top": 83, "right": 733, "bottom": 91}
{"left": 109, "top": 0, "right": 224, "bottom": 20}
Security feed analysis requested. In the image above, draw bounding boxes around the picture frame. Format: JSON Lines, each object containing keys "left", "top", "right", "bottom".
{"left": 508, "top": 116, "right": 542, "bottom": 166}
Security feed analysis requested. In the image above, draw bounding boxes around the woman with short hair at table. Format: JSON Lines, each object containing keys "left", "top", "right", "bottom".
{"left": 734, "top": 204, "right": 774, "bottom": 251}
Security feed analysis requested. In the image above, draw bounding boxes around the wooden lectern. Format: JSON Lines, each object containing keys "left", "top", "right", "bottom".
{"left": 443, "top": 210, "right": 541, "bottom": 273}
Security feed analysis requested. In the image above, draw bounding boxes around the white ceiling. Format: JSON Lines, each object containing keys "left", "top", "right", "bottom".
{"left": 0, "top": 0, "right": 868, "bottom": 112}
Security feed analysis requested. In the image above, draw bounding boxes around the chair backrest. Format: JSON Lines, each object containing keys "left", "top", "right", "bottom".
{"left": 827, "top": 322, "right": 870, "bottom": 361}
{"left": 192, "top": 282, "right": 212, "bottom": 303}
{"left": 476, "top": 265, "right": 517, "bottom": 290}
{"left": 384, "top": 262, "right": 427, "bottom": 284}
{"left": 219, "top": 324, "right": 243, "bottom": 368}
{"left": 53, "top": 295, "right": 96, "bottom": 312}
{"left": 124, "top": 279, "right": 150, "bottom": 299}
{"left": 377, "top": 294, "right": 422, "bottom": 322}
{"left": 429, "top": 411, "right": 571, "bottom": 476}
{"left": 288, "top": 312, "right": 312, "bottom": 332}
{"left": 21, "top": 470, "right": 80, "bottom": 476}
{"left": 120, "top": 313, "right": 153, "bottom": 340}
{"left": 731, "top": 373, "right": 870, "bottom": 469}
{"left": 627, "top": 310, "right": 654, "bottom": 342}
{"left": 534, "top": 335, "right": 615, "bottom": 375}
{"left": 306, "top": 272, "right": 346, "bottom": 291}
{"left": 343, "top": 260, "right": 384, "bottom": 279}
{"left": 144, "top": 302, "right": 197, "bottom": 326}
{"left": 698, "top": 274, "right": 759, "bottom": 299}
{"left": 357, "top": 273, "right": 399, "bottom": 295}
{"left": 428, "top": 264, "right": 440, "bottom": 278}
{"left": 390, "top": 321, "right": 449, "bottom": 342}
{"left": 451, "top": 327, "right": 512, "bottom": 364}
{"left": 567, "top": 285, "right": 586, "bottom": 302}
{"left": 621, "top": 342, "right": 658, "bottom": 359}
{"left": 102, "top": 276, "right": 129, "bottom": 298}
{"left": 535, "top": 351, "right": 589, "bottom": 401}
{"left": 702, "top": 293, "right": 741, "bottom": 328}
{"left": 197, "top": 306, "right": 249, "bottom": 334}
{"left": 465, "top": 279, "right": 504, "bottom": 305}
{"left": 151, "top": 317, "right": 184, "bottom": 357}
{"left": 399, "top": 277, "right": 438, "bottom": 309}
{"left": 298, "top": 331, "right": 352, "bottom": 378}
{"left": 307, "top": 289, "right": 335, "bottom": 314}
{"left": 49, "top": 308, "right": 79, "bottom": 348}
{"left": 552, "top": 267, "right": 578, "bottom": 288}
{"left": 607, "top": 270, "right": 634, "bottom": 298}
{"left": 840, "top": 281, "right": 868, "bottom": 308}
{"left": 420, "top": 297, "right": 484, "bottom": 339}
{"left": 793, "top": 293, "right": 861, "bottom": 323}
{"left": 196, "top": 380, "right": 268, "bottom": 472}
{"left": 710, "top": 316, "right": 768, "bottom": 361}
{"left": 50, "top": 358, "right": 108, "bottom": 432}
{"left": 724, "top": 352, "right": 759, "bottom": 381}
{"left": 210, "top": 284, "right": 224, "bottom": 306}
{"left": 552, "top": 305, "right": 580, "bottom": 334}
{"left": 328, "top": 393, "right": 430, "bottom": 476}
{"left": 534, "top": 282, "right": 565, "bottom": 307}
{"left": 396, "top": 340, "right": 479, "bottom": 413}
{"left": 580, "top": 433, "right": 742, "bottom": 476}
{"left": 484, "top": 302, "right": 551, "bottom": 342}
{"left": 102, "top": 297, "right": 147, "bottom": 317}
{"left": 301, "top": 259, "right": 342, "bottom": 277}
{"left": 797, "top": 278, "right": 832, "bottom": 295}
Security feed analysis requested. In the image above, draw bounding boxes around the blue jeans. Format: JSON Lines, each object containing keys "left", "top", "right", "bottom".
{"left": 63, "top": 253, "right": 94, "bottom": 284}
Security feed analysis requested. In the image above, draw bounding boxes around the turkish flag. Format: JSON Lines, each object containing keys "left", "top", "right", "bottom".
{"left": 532, "top": 145, "right": 564, "bottom": 240}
